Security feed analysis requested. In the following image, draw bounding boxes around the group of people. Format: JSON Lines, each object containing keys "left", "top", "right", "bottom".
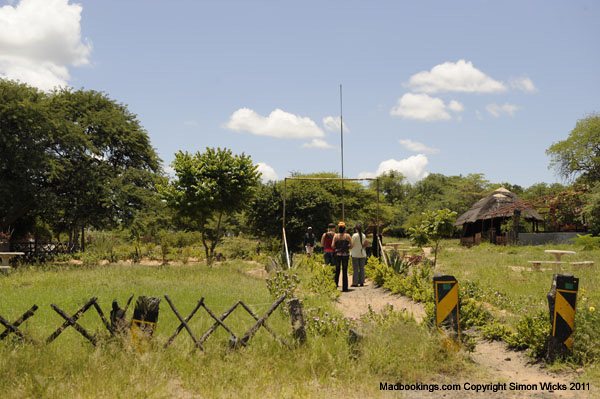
{"left": 303, "top": 223, "right": 369, "bottom": 292}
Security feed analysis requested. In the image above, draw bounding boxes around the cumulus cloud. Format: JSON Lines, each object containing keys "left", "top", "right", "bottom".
{"left": 302, "top": 138, "right": 335, "bottom": 149}
{"left": 256, "top": 162, "right": 278, "bottom": 182}
{"left": 398, "top": 139, "right": 440, "bottom": 155}
{"left": 390, "top": 93, "right": 450, "bottom": 121}
{"left": 224, "top": 108, "right": 324, "bottom": 139}
{"left": 448, "top": 100, "right": 464, "bottom": 112}
{"left": 322, "top": 116, "right": 349, "bottom": 132}
{"left": 509, "top": 76, "right": 537, "bottom": 93}
{"left": 0, "top": 0, "right": 92, "bottom": 91}
{"left": 391, "top": 93, "right": 464, "bottom": 121}
{"left": 407, "top": 59, "right": 506, "bottom": 94}
{"left": 486, "top": 103, "right": 518, "bottom": 117}
{"left": 358, "top": 154, "right": 429, "bottom": 183}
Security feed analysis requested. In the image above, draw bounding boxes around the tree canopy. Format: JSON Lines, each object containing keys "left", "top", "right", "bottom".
{"left": 547, "top": 113, "right": 600, "bottom": 183}
{"left": 160, "top": 147, "right": 260, "bottom": 262}
{"left": 0, "top": 79, "right": 161, "bottom": 240}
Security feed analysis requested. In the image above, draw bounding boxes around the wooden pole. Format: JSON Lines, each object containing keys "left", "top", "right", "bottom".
{"left": 287, "top": 298, "right": 306, "bottom": 345}
{"left": 340, "top": 84, "right": 344, "bottom": 221}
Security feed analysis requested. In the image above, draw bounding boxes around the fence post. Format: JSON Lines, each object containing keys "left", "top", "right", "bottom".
{"left": 287, "top": 298, "right": 306, "bottom": 345}
{"left": 546, "top": 274, "right": 578, "bottom": 362}
{"left": 433, "top": 274, "right": 460, "bottom": 348}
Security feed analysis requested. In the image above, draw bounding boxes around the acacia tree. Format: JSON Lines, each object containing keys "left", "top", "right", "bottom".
{"left": 547, "top": 113, "right": 600, "bottom": 183}
{"left": 161, "top": 148, "right": 260, "bottom": 263}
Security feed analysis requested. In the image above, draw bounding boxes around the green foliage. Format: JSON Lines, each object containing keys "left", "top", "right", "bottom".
{"left": 0, "top": 80, "right": 161, "bottom": 239}
{"left": 547, "top": 113, "right": 600, "bottom": 183}
{"left": 570, "top": 233, "right": 600, "bottom": 250}
{"left": 570, "top": 300, "right": 600, "bottom": 364}
{"left": 458, "top": 298, "right": 492, "bottom": 329}
{"left": 160, "top": 147, "right": 260, "bottom": 263}
{"left": 409, "top": 209, "right": 457, "bottom": 266}
{"left": 246, "top": 172, "right": 388, "bottom": 249}
{"left": 365, "top": 256, "right": 393, "bottom": 287}
{"left": 480, "top": 320, "right": 515, "bottom": 341}
{"left": 304, "top": 307, "right": 358, "bottom": 336}
{"left": 307, "top": 263, "right": 339, "bottom": 299}
{"left": 265, "top": 270, "right": 300, "bottom": 303}
{"left": 583, "top": 182, "right": 600, "bottom": 235}
{"left": 505, "top": 310, "right": 550, "bottom": 358}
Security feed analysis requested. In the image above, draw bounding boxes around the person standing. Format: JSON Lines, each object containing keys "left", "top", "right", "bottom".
{"left": 350, "top": 224, "right": 369, "bottom": 287}
{"left": 332, "top": 222, "right": 353, "bottom": 292}
{"left": 320, "top": 223, "right": 336, "bottom": 265}
{"left": 304, "top": 227, "right": 316, "bottom": 257}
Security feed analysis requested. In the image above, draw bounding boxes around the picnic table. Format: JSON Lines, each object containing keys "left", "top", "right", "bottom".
{"left": 385, "top": 243, "right": 411, "bottom": 259}
{"left": 544, "top": 249, "right": 576, "bottom": 263}
{"left": 0, "top": 252, "right": 24, "bottom": 270}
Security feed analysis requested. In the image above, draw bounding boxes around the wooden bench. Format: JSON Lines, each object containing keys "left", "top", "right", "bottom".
{"left": 528, "top": 261, "right": 566, "bottom": 271}
{"left": 570, "top": 261, "right": 595, "bottom": 268}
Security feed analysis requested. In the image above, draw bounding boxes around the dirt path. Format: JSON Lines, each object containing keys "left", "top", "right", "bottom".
{"left": 335, "top": 277, "right": 589, "bottom": 399}
{"left": 335, "top": 277, "right": 426, "bottom": 322}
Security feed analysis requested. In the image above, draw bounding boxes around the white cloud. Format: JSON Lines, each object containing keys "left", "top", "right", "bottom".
{"left": 407, "top": 59, "right": 506, "bottom": 94}
{"left": 399, "top": 139, "right": 440, "bottom": 155}
{"left": 184, "top": 120, "right": 199, "bottom": 127}
{"left": 476, "top": 110, "right": 484, "bottom": 120}
{"left": 448, "top": 100, "right": 464, "bottom": 112}
{"left": 163, "top": 166, "right": 175, "bottom": 177}
{"left": 486, "top": 103, "right": 518, "bottom": 117}
{"left": 0, "top": 0, "right": 92, "bottom": 91}
{"left": 256, "top": 162, "right": 278, "bottom": 182}
{"left": 358, "top": 154, "right": 429, "bottom": 183}
{"left": 302, "top": 138, "right": 335, "bottom": 149}
{"left": 224, "top": 108, "right": 324, "bottom": 139}
{"left": 390, "top": 93, "right": 451, "bottom": 121}
{"left": 509, "top": 76, "right": 537, "bottom": 93}
{"left": 322, "top": 116, "right": 349, "bottom": 132}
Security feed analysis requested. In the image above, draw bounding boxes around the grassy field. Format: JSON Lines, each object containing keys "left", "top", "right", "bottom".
{"left": 0, "top": 260, "right": 476, "bottom": 399}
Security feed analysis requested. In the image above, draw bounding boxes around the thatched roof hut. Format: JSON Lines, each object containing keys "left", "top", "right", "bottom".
{"left": 455, "top": 187, "right": 543, "bottom": 245}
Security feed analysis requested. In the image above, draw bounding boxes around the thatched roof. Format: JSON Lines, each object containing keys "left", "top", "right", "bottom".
{"left": 454, "top": 187, "right": 544, "bottom": 226}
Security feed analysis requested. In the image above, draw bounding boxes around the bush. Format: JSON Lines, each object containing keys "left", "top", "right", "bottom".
{"left": 304, "top": 306, "right": 358, "bottom": 336}
{"left": 265, "top": 270, "right": 300, "bottom": 303}
{"left": 307, "top": 264, "right": 339, "bottom": 299}
{"left": 365, "top": 256, "right": 392, "bottom": 287}
{"left": 505, "top": 310, "right": 550, "bottom": 358}
{"left": 480, "top": 321, "right": 514, "bottom": 341}
{"left": 569, "top": 234, "right": 600, "bottom": 250}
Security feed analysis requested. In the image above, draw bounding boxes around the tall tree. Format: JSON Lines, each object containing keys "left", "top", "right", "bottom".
{"left": 547, "top": 113, "right": 600, "bottom": 183}
{"left": 160, "top": 148, "right": 260, "bottom": 263}
{"left": 0, "top": 79, "right": 162, "bottom": 240}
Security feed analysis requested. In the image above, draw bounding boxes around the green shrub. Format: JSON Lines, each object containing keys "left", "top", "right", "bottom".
{"left": 505, "top": 310, "right": 550, "bottom": 358}
{"left": 265, "top": 270, "right": 300, "bottom": 303}
{"left": 568, "top": 296, "right": 600, "bottom": 364}
{"left": 307, "top": 264, "right": 339, "bottom": 299}
{"left": 365, "top": 256, "right": 392, "bottom": 287}
{"left": 480, "top": 320, "right": 514, "bottom": 341}
{"left": 304, "top": 306, "right": 358, "bottom": 336}
{"left": 570, "top": 234, "right": 600, "bottom": 250}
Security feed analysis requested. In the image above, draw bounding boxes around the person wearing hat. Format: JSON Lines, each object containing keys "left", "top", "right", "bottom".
{"left": 303, "top": 226, "right": 316, "bottom": 258}
{"left": 332, "top": 221, "right": 353, "bottom": 292}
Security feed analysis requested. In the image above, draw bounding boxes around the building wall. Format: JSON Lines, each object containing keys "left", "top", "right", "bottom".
{"left": 519, "top": 232, "right": 582, "bottom": 246}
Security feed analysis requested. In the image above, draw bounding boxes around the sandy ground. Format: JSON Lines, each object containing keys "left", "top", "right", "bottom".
{"left": 335, "top": 274, "right": 592, "bottom": 399}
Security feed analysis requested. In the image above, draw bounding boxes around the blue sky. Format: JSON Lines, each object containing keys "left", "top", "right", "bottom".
{"left": 1, "top": 0, "right": 599, "bottom": 186}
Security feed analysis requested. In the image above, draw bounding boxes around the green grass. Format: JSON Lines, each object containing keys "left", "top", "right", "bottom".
{"left": 1, "top": 260, "right": 477, "bottom": 399}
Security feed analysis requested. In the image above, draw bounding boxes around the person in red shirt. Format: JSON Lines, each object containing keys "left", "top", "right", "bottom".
{"left": 320, "top": 223, "right": 336, "bottom": 265}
